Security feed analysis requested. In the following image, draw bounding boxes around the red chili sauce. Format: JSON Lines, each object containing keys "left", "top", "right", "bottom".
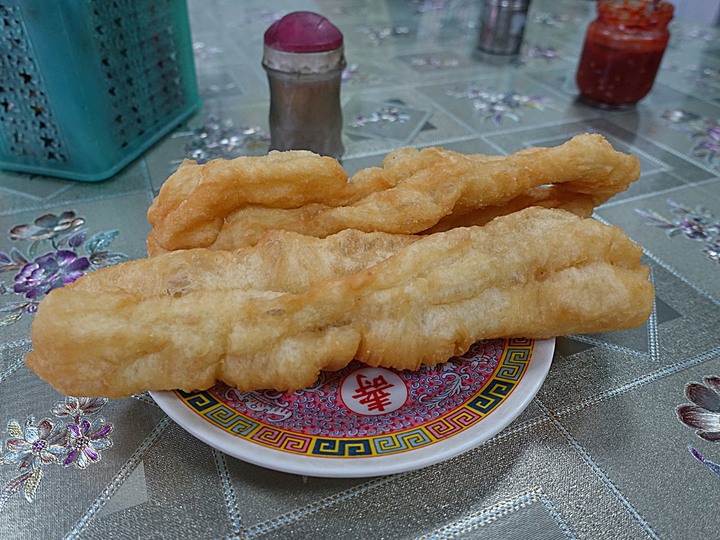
{"left": 576, "top": 1, "right": 673, "bottom": 108}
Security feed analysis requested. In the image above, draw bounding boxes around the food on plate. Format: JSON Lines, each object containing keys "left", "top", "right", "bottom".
{"left": 26, "top": 207, "right": 653, "bottom": 398}
{"left": 66, "top": 228, "right": 418, "bottom": 297}
{"left": 146, "top": 133, "right": 640, "bottom": 254}
{"left": 147, "top": 149, "right": 350, "bottom": 254}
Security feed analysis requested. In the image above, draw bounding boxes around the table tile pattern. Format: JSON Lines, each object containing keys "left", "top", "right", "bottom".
{"left": 0, "top": 1, "right": 718, "bottom": 538}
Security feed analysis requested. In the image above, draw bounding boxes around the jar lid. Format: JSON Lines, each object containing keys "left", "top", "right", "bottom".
{"left": 264, "top": 11, "right": 343, "bottom": 53}
{"left": 597, "top": 0, "right": 674, "bottom": 26}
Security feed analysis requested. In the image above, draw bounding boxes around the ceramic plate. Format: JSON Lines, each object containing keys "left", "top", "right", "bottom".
{"left": 150, "top": 337, "right": 554, "bottom": 477}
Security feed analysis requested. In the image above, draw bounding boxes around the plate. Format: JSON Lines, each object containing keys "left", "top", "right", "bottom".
{"left": 150, "top": 337, "right": 554, "bottom": 477}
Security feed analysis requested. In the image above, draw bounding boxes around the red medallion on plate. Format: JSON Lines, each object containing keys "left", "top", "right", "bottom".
{"left": 340, "top": 367, "right": 408, "bottom": 415}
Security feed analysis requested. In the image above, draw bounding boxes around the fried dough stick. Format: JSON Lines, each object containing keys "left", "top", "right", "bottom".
{"left": 204, "top": 186, "right": 598, "bottom": 251}
{"left": 70, "top": 229, "right": 418, "bottom": 296}
{"left": 147, "top": 150, "right": 350, "bottom": 253}
{"left": 147, "top": 133, "right": 639, "bottom": 254}
{"left": 27, "top": 208, "right": 653, "bottom": 398}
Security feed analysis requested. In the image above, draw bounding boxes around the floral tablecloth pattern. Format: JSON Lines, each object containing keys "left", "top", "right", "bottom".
{"left": 0, "top": 1, "right": 718, "bottom": 538}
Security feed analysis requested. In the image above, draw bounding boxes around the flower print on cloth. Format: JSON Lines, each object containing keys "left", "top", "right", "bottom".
{"left": 360, "top": 25, "right": 411, "bottom": 46}
{"left": 445, "top": 86, "right": 549, "bottom": 126}
{"left": 519, "top": 45, "right": 560, "bottom": 63}
{"left": 9, "top": 211, "right": 84, "bottom": 242}
{"left": 0, "top": 397, "right": 112, "bottom": 510}
{"left": 173, "top": 115, "right": 269, "bottom": 164}
{"left": 664, "top": 66, "right": 720, "bottom": 95}
{"left": 0, "top": 211, "right": 129, "bottom": 325}
{"left": 532, "top": 12, "right": 580, "bottom": 27}
{"left": 63, "top": 419, "right": 113, "bottom": 469}
{"left": 677, "top": 376, "right": 720, "bottom": 442}
{"left": 677, "top": 376, "right": 720, "bottom": 478}
{"left": 688, "top": 446, "right": 720, "bottom": 477}
{"left": 661, "top": 109, "right": 720, "bottom": 168}
{"left": 636, "top": 199, "right": 720, "bottom": 265}
{"left": 13, "top": 250, "right": 90, "bottom": 299}
{"left": 350, "top": 106, "right": 411, "bottom": 128}
{"left": 342, "top": 63, "right": 384, "bottom": 86}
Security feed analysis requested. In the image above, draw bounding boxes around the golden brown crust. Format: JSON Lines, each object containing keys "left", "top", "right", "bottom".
{"left": 146, "top": 133, "right": 640, "bottom": 254}
{"left": 80, "top": 228, "right": 419, "bottom": 296}
{"left": 26, "top": 208, "right": 653, "bottom": 398}
{"left": 147, "top": 151, "right": 349, "bottom": 252}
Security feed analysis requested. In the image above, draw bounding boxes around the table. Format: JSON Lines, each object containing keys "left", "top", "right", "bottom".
{"left": 1, "top": 1, "right": 718, "bottom": 538}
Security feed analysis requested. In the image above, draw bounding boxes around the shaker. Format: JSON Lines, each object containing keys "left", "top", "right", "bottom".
{"left": 576, "top": 0, "right": 674, "bottom": 109}
{"left": 477, "top": 0, "right": 531, "bottom": 55}
{"left": 262, "top": 11, "right": 345, "bottom": 159}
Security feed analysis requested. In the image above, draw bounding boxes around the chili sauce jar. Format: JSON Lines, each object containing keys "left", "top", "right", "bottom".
{"left": 575, "top": 0, "right": 674, "bottom": 109}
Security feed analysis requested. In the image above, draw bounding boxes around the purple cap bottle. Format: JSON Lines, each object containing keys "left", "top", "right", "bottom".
{"left": 262, "top": 12, "right": 345, "bottom": 158}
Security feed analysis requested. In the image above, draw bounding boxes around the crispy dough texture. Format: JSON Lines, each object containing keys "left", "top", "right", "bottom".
{"left": 146, "top": 133, "right": 640, "bottom": 254}
{"left": 147, "top": 151, "right": 350, "bottom": 252}
{"left": 27, "top": 207, "right": 653, "bottom": 398}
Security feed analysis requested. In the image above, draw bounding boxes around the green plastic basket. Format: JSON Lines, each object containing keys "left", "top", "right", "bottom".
{"left": 0, "top": 0, "right": 201, "bottom": 181}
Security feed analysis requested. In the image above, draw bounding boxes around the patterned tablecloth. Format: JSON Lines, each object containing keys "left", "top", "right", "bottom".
{"left": 1, "top": 0, "right": 719, "bottom": 538}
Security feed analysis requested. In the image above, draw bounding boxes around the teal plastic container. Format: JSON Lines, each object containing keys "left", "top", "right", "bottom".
{"left": 0, "top": 0, "right": 201, "bottom": 181}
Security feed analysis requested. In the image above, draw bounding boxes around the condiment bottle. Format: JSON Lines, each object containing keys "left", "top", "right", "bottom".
{"left": 262, "top": 11, "right": 345, "bottom": 158}
{"left": 477, "top": 0, "right": 532, "bottom": 56}
{"left": 576, "top": 0, "right": 674, "bottom": 109}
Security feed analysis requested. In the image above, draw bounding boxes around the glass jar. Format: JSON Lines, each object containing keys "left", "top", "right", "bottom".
{"left": 576, "top": 0, "right": 674, "bottom": 109}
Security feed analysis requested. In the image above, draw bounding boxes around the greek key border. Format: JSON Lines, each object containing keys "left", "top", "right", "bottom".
{"left": 175, "top": 338, "right": 534, "bottom": 458}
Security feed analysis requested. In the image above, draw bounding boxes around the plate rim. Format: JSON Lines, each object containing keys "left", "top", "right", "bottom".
{"left": 150, "top": 338, "right": 555, "bottom": 478}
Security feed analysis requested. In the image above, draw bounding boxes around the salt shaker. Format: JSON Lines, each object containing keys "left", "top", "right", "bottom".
{"left": 477, "top": 0, "right": 532, "bottom": 55}
{"left": 262, "top": 11, "right": 345, "bottom": 159}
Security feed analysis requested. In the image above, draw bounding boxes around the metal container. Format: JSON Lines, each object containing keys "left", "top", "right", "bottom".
{"left": 477, "top": 0, "right": 531, "bottom": 55}
{"left": 262, "top": 11, "right": 345, "bottom": 159}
